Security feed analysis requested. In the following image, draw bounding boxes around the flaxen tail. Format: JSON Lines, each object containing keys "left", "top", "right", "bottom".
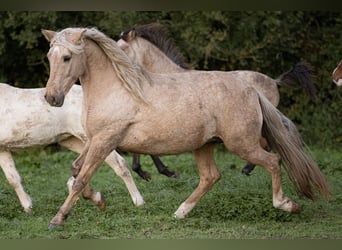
{"left": 277, "top": 62, "right": 318, "bottom": 100}
{"left": 258, "top": 93, "right": 330, "bottom": 200}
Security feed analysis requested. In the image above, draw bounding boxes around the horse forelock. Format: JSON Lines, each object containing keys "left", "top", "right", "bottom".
{"left": 125, "top": 23, "right": 192, "bottom": 69}
{"left": 52, "top": 28, "right": 85, "bottom": 54}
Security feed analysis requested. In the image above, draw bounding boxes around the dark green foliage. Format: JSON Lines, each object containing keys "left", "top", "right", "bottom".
{"left": 0, "top": 11, "right": 341, "bottom": 144}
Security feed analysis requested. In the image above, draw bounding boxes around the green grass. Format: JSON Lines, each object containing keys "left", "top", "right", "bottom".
{"left": 0, "top": 146, "right": 341, "bottom": 239}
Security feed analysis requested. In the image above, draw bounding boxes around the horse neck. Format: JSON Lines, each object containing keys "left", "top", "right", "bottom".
{"left": 80, "top": 41, "right": 124, "bottom": 100}
{"left": 132, "top": 38, "right": 186, "bottom": 73}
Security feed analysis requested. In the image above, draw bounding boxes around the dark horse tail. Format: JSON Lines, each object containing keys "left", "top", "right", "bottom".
{"left": 277, "top": 62, "right": 317, "bottom": 100}
{"left": 258, "top": 93, "right": 330, "bottom": 201}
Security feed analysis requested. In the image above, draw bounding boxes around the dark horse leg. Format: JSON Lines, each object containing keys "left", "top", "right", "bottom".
{"left": 150, "top": 155, "right": 178, "bottom": 178}
{"left": 132, "top": 154, "right": 177, "bottom": 181}
{"left": 241, "top": 145, "right": 271, "bottom": 176}
{"left": 132, "top": 154, "right": 151, "bottom": 181}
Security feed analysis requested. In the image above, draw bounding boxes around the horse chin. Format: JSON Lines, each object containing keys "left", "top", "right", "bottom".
{"left": 44, "top": 93, "right": 65, "bottom": 107}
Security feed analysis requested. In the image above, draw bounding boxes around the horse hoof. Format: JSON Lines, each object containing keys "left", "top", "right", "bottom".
{"left": 140, "top": 172, "right": 151, "bottom": 181}
{"left": 48, "top": 223, "right": 63, "bottom": 231}
{"left": 241, "top": 168, "right": 251, "bottom": 176}
{"left": 97, "top": 193, "right": 106, "bottom": 211}
{"left": 173, "top": 212, "right": 185, "bottom": 219}
{"left": 170, "top": 171, "right": 178, "bottom": 178}
{"left": 291, "top": 202, "right": 301, "bottom": 214}
{"left": 24, "top": 206, "right": 33, "bottom": 213}
{"left": 143, "top": 173, "right": 152, "bottom": 181}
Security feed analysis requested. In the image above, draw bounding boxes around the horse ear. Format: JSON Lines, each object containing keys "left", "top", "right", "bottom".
{"left": 126, "top": 30, "right": 136, "bottom": 42}
{"left": 41, "top": 29, "right": 56, "bottom": 42}
{"left": 70, "top": 29, "right": 87, "bottom": 44}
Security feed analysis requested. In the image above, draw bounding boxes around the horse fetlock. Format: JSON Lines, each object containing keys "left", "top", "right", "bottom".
{"left": 21, "top": 196, "right": 33, "bottom": 213}
{"left": 49, "top": 213, "right": 66, "bottom": 230}
{"left": 67, "top": 176, "right": 75, "bottom": 193}
{"left": 96, "top": 192, "right": 106, "bottom": 211}
{"left": 133, "top": 193, "right": 145, "bottom": 206}
{"left": 174, "top": 202, "right": 195, "bottom": 219}
{"left": 274, "top": 197, "right": 300, "bottom": 213}
{"left": 73, "top": 178, "right": 86, "bottom": 192}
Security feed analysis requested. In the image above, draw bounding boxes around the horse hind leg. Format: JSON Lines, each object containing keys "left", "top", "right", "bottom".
{"left": 132, "top": 154, "right": 151, "bottom": 181}
{"left": 231, "top": 143, "right": 300, "bottom": 213}
{"left": 0, "top": 151, "right": 32, "bottom": 213}
{"left": 241, "top": 137, "right": 270, "bottom": 176}
{"left": 150, "top": 155, "right": 178, "bottom": 178}
{"left": 132, "top": 154, "right": 177, "bottom": 180}
{"left": 174, "top": 143, "right": 221, "bottom": 218}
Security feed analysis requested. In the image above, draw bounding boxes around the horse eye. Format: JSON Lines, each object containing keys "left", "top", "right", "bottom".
{"left": 63, "top": 56, "right": 71, "bottom": 62}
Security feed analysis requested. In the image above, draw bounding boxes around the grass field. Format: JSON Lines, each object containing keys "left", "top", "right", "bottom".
{"left": 0, "top": 145, "right": 341, "bottom": 239}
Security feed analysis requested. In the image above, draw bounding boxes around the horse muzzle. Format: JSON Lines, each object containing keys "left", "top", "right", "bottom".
{"left": 44, "top": 93, "right": 65, "bottom": 107}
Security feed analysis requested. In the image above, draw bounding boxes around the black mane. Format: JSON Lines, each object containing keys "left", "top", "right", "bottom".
{"left": 121, "top": 23, "right": 192, "bottom": 69}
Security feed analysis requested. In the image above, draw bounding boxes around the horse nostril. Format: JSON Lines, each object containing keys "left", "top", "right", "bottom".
{"left": 45, "top": 94, "right": 57, "bottom": 106}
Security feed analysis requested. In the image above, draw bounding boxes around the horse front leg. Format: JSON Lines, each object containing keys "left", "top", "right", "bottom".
{"left": 105, "top": 151, "right": 145, "bottom": 206}
{"left": 60, "top": 138, "right": 105, "bottom": 210}
{"left": 0, "top": 151, "right": 32, "bottom": 213}
{"left": 49, "top": 136, "right": 115, "bottom": 229}
{"left": 174, "top": 144, "right": 221, "bottom": 218}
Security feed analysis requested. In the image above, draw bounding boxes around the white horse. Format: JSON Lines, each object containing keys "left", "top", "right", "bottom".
{"left": 0, "top": 83, "right": 144, "bottom": 213}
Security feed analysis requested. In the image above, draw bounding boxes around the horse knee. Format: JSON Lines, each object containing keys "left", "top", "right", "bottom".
{"left": 73, "top": 178, "right": 86, "bottom": 192}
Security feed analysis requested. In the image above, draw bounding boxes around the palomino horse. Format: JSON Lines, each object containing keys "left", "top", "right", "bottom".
{"left": 42, "top": 27, "right": 329, "bottom": 229}
{"left": 333, "top": 60, "right": 342, "bottom": 86}
{"left": 117, "top": 23, "right": 318, "bottom": 176}
{"left": 0, "top": 83, "right": 144, "bottom": 213}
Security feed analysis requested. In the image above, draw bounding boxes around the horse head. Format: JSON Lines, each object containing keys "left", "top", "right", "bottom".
{"left": 42, "top": 28, "right": 87, "bottom": 107}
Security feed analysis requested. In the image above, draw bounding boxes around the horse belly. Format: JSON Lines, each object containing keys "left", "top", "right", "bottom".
{"left": 0, "top": 108, "right": 71, "bottom": 150}
{"left": 118, "top": 115, "right": 215, "bottom": 155}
